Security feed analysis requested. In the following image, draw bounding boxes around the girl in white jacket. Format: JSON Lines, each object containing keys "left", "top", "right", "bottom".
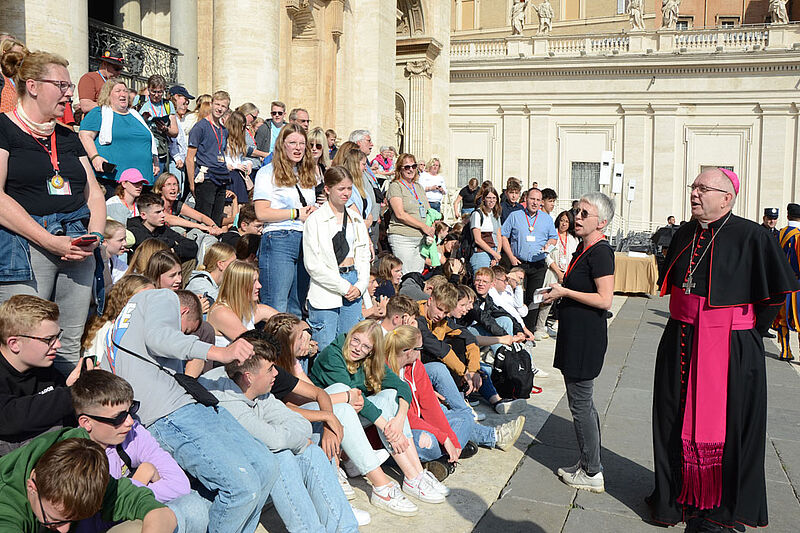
{"left": 303, "top": 166, "right": 372, "bottom": 352}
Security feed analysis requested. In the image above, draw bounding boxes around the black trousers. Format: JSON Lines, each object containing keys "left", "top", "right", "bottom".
{"left": 194, "top": 180, "right": 227, "bottom": 226}
{"left": 520, "top": 259, "right": 547, "bottom": 330}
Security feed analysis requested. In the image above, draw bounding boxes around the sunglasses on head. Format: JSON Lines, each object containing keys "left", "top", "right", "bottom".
{"left": 80, "top": 400, "right": 140, "bottom": 427}
{"left": 401, "top": 164, "right": 418, "bottom": 171}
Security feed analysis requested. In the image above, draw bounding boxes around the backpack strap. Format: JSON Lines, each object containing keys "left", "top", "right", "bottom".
{"left": 116, "top": 444, "right": 135, "bottom": 478}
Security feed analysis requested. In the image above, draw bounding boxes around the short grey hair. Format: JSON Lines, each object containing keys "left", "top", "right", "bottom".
{"left": 379, "top": 145, "right": 391, "bottom": 153}
{"left": 349, "top": 130, "right": 371, "bottom": 143}
{"left": 580, "top": 192, "right": 615, "bottom": 226}
{"left": 288, "top": 108, "right": 308, "bottom": 121}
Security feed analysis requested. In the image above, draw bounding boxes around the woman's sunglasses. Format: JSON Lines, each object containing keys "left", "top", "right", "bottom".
{"left": 401, "top": 164, "right": 418, "bottom": 171}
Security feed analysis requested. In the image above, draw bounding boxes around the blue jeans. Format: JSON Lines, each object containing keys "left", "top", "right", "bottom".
{"left": 428, "top": 201, "right": 441, "bottom": 212}
{"left": 308, "top": 270, "right": 363, "bottom": 352}
{"left": 148, "top": 404, "right": 277, "bottom": 533}
{"left": 301, "top": 383, "right": 388, "bottom": 476}
{"left": 167, "top": 490, "right": 211, "bottom": 533}
{"left": 259, "top": 230, "right": 309, "bottom": 317}
{"left": 424, "top": 362, "right": 470, "bottom": 416}
{"left": 469, "top": 248, "right": 496, "bottom": 274}
{"left": 412, "top": 404, "right": 495, "bottom": 461}
{"left": 461, "top": 208, "right": 475, "bottom": 216}
{"left": 467, "top": 315, "right": 514, "bottom": 356}
{"left": 271, "top": 446, "right": 358, "bottom": 533}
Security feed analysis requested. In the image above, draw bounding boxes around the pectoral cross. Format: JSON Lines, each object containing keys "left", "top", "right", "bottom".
{"left": 682, "top": 274, "right": 696, "bottom": 295}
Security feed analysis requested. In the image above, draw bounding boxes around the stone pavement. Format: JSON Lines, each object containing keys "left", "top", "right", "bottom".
{"left": 257, "top": 295, "right": 800, "bottom": 532}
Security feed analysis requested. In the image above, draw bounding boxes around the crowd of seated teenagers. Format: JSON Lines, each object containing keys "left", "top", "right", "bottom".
{"left": 0, "top": 272, "right": 532, "bottom": 531}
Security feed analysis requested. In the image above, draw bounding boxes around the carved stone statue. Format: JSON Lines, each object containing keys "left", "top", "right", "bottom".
{"left": 769, "top": 0, "right": 790, "bottom": 25}
{"left": 533, "top": 0, "right": 554, "bottom": 35}
{"left": 395, "top": 110, "right": 405, "bottom": 154}
{"left": 510, "top": 1, "right": 529, "bottom": 36}
{"left": 627, "top": 0, "right": 645, "bottom": 31}
{"left": 660, "top": 0, "right": 681, "bottom": 30}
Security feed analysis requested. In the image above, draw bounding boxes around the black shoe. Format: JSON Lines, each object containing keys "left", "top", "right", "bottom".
{"left": 763, "top": 331, "right": 776, "bottom": 338}
{"left": 605, "top": 311, "right": 614, "bottom": 319}
{"left": 423, "top": 457, "right": 452, "bottom": 481}
{"left": 460, "top": 441, "right": 479, "bottom": 459}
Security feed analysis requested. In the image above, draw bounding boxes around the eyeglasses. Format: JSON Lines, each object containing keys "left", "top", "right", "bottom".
{"left": 285, "top": 140, "right": 306, "bottom": 149}
{"left": 404, "top": 346, "right": 424, "bottom": 352}
{"left": 297, "top": 119, "right": 310, "bottom": 124}
{"left": 311, "top": 143, "right": 324, "bottom": 150}
{"left": 401, "top": 164, "right": 418, "bottom": 171}
{"left": 271, "top": 111, "right": 284, "bottom": 116}
{"left": 349, "top": 336, "right": 373, "bottom": 353}
{"left": 35, "top": 79, "right": 75, "bottom": 93}
{"left": 576, "top": 209, "right": 598, "bottom": 219}
{"left": 687, "top": 184, "right": 730, "bottom": 195}
{"left": 80, "top": 400, "right": 140, "bottom": 427}
{"left": 33, "top": 479, "right": 74, "bottom": 528}
{"left": 15, "top": 329, "right": 63, "bottom": 348}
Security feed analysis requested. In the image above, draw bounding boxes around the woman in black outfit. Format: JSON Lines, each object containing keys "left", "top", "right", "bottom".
{"left": 543, "top": 192, "right": 615, "bottom": 494}
{"left": 453, "top": 177, "right": 479, "bottom": 219}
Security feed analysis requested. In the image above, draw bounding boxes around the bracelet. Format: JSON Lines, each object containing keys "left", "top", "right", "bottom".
{"left": 90, "top": 231, "right": 105, "bottom": 243}
{"left": 346, "top": 390, "right": 351, "bottom": 403}
{"left": 288, "top": 209, "right": 294, "bottom": 221}
{"left": 89, "top": 154, "right": 100, "bottom": 161}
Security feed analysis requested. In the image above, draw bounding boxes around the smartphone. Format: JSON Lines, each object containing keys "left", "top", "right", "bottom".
{"left": 102, "top": 161, "right": 117, "bottom": 174}
{"left": 71, "top": 235, "right": 99, "bottom": 246}
{"left": 532, "top": 286, "right": 553, "bottom": 304}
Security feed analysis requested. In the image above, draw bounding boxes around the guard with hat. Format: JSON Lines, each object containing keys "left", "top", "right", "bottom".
{"left": 761, "top": 207, "right": 779, "bottom": 239}
{"left": 78, "top": 47, "right": 125, "bottom": 114}
{"left": 773, "top": 203, "right": 800, "bottom": 360}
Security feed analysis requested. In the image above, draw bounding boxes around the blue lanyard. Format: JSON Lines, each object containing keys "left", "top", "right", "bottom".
{"left": 399, "top": 179, "right": 423, "bottom": 207}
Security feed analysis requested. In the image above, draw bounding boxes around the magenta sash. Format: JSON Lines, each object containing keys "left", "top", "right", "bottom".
{"left": 668, "top": 287, "right": 755, "bottom": 509}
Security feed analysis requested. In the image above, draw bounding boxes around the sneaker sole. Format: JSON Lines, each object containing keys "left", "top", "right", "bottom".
{"left": 370, "top": 496, "right": 419, "bottom": 517}
{"left": 559, "top": 477, "right": 605, "bottom": 493}
{"left": 497, "top": 416, "right": 525, "bottom": 451}
{"left": 423, "top": 461, "right": 449, "bottom": 482}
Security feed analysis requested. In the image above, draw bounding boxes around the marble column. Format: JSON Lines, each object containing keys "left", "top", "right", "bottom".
{"left": 0, "top": 0, "right": 88, "bottom": 86}
{"left": 212, "top": 0, "right": 279, "bottom": 108}
{"left": 114, "top": 0, "right": 142, "bottom": 34}
{"left": 500, "top": 104, "right": 530, "bottom": 187}
{"left": 650, "top": 105, "right": 681, "bottom": 223}
{"left": 757, "top": 103, "right": 796, "bottom": 222}
{"left": 620, "top": 104, "right": 652, "bottom": 223}
{"left": 529, "top": 104, "right": 551, "bottom": 187}
{"left": 405, "top": 59, "right": 433, "bottom": 158}
{"left": 170, "top": 0, "right": 197, "bottom": 94}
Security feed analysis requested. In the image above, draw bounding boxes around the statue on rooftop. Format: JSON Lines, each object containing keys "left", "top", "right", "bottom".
{"left": 661, "top": 0, "right": 681, "bottom": 30}
{"left": 533, "top": 0, "right": 554, "bottom": 35}
{"left": 769, "top": 0, "right": 790, "bottom": 25}
{"left": 510, "top": 1, "right": 529, "bottom": 36}
{"left": 628, "top": 0, "right": 646, "bottom": 31}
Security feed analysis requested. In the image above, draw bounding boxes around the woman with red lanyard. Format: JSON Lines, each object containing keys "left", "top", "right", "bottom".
{"left": 386, "top": 153, "right": 434, "bottom": 275}
{"left": 542, "top": 192, "right": 615, "bottom": 494}
{"left": 535, "top": 209, "right": 580, "bottom": 340}
{"left": 0, "top": 50, "right": 106, "bottom": 376}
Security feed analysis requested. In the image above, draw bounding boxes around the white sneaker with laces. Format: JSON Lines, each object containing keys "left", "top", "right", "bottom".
{"left": 494, "top": 398, "right": 527, "bottom": 415}
{"left": 495, "top": 415, "right": 525, "bottom": 451}
{"left": 370, "top": 483, "right": 419, "bottom": 516}
{"left": 338, "top": 467, "right": 355, "bottom": 500}
{"left": 423, "top": 469, "right": 450, "bottom": 497}
{"left": 472, "top": 406, "right": 486, "bottom": 421}
{"left": 559, "top": 467, "right": 605, "bottom": 493}
{"left": 351, "top": 505, "right": 371, "bottom": 526}
{"left": 531, "top": 362, "right": 549, "bottom": 378}
{"left": 556, "top": 461, "right": 581, "bottom": 478}
{"left": 402, "top": 474, "right": 446, "bottom": 504}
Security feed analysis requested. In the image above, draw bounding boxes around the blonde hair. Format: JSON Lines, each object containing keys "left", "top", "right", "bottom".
{"left": 192, "top": 94, "right": 211, "bottom": 113}
{"left": 332, "top": 141, "right": 366, "bottom": 196}
{"left": 81, "top": 275, "right": 154, "bottom": 349}
{"left": 0, "top": 38, "right": 27, "bottom": 78}
{"left": 4, "top": 50, "right": 69, "bottom": 99}
{"left": 225, "top": 111, "right": 247, "bottom": 158}
{"left": 342, "top": 320, "right": 386, "bottom": 393}
{"left": 272, "top": 123, "right": 316, "bottom": 189}
{"left": 384, "top": 325, "right": 421, "bottom": 374}
{"left": 102, "top": 219, "right": 126, "bottom": 241}
{"left": 152, "top": 172, "right": 179, "bottom": 195}
{"left": 263, "top": 313, "right": 303, "bottom": 374}
{"left": 0, "top": 295, "right": 59, "bottom": 344}
{"left": 308, "top": 126, "right": 331, "bottom": 168}
{"left": 426, "top": 157, "right": 441, "bottom": 171}
{"left": 125, "top": 239, "right": 168, "bottom": 276}
{"left": 200, "top": 242, "right": 235, "bottom": 272}
{"left": 96, "top": 78, "right": 127, "bottom": 107}
{"left": 214, "top": 260, "right": 259, "bottom": 323}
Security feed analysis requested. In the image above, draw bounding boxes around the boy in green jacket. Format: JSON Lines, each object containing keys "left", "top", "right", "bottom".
{"left": 0, "top": 428, "right": 175, "bottom": 532}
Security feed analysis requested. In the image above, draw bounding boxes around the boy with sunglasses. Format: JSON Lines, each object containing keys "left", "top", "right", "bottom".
{"left": 0, "top": 295, "right": 92, "bottom": 457}
{"left": 71, "top": 370, "right": 209, "bottom": 532}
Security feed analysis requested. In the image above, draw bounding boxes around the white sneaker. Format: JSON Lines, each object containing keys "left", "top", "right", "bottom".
{"left": 547, "top": 326, "right": 558, "bottom": 337}
{"left": 338, "top": 467, "right": 355, "bottom": 500}
{"left": 494, "top": 398, "right": 527, "bottom": 415}
{"left": 423, "top": 469, "right": 450, "bottom": 497}
{"left": 402, "top": 473, "right": 446, "bottom": 504}
{"left": 531, "top": 361, "right": 549, "bottom": 378}
{"left": 370, "top": 482, "right": 419, "bottom": 516}
{"left": 533, "top": 331, "right": 549, "bottom": 341}
{"left": 495, "top": 415, "right": 525, "bottom": 451}
{"left": 472, "top": 406, "right": 486, "bottom": 421}
{"left": 343, "top": 448, "right": 390, "bottom": 478}
{"left": 556, "top": 461, "right": 581, "bottom": 478}
{"left": 560, "top": 468, "right": 605, "bottom": 493}
{"left": 351, "top": 504, "right": 371, "bottom": 526}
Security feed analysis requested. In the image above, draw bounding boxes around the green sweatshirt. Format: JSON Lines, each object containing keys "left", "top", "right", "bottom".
{"left": 0, "top": 428, "right": 164, "bottom": 533}
{"left": 310, "top": 334, "right": 412, "bottom": 423}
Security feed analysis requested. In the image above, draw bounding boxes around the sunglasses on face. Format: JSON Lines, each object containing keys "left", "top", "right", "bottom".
{"left": 401, "top": 164, "right": 418, "bottom": 171}
{"left": 271, "top": 111, "right": 284, "bottom": 116}
{"left": 577, "top": 209, "right": 598, "bottom": 219}
{"left": 80, "top": 400, "right": 140, "bottom": 427}
{"left": 311, "top": 143, "right": 324, "bottom": 150}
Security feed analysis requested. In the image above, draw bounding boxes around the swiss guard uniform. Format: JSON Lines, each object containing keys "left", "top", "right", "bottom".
{"left": 773, "top": 203, "right": 800, "bottom": 360}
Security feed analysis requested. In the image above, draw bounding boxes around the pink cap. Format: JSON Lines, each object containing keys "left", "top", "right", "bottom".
{"left": 718, "top": 168, "right": 739, "bottom": 195}
{"left": 118, "top": 168, "right": 147, "bottom": 184}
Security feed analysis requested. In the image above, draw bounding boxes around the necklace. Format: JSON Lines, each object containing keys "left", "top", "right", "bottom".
{"left": 682, "top": 212, "right": 731, "bottom": 294}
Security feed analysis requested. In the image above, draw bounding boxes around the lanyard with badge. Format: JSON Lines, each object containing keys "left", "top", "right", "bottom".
{"left": 524, "top": 210, "right": 538, "bottom": 242}
{"left": 399, "top": 178, "right": 426, "bottom": 218}
{"left": 207, "top": 117, "right": 225, "bottom": 163}
{"left": 558, "top": 233, "right": 569, "bottom": 270}
{"left": 14, "top": 109, "right": 72, "bottom": 196}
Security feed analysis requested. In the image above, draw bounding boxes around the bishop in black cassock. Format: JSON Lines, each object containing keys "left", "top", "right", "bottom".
{"left": 648, "top": 169, "right": 799, "bottom": 531}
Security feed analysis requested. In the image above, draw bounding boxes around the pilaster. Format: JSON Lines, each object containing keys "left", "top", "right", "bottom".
{"left": 170, "top": 0, "right": 197, "bottom": 94}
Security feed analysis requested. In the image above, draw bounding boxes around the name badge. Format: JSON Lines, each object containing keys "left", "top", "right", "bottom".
{"left": 526, "top": 235, "right": 536, "bottom": 242}
{"left": 419, "top": 205, "right": 426, "bottom": 218}
{"left": 47, "top": 173, "right": 72, "bottom": 196}
{"left": 217, "top": 155, "right": 225, "bottom": 163}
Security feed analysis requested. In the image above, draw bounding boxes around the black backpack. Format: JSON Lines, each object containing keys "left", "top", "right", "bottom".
{"left": 492, "top": 343, "right": 533, "bottom": 400}
{"left": 455, "top": 210, "right": 483, "bottom": 266}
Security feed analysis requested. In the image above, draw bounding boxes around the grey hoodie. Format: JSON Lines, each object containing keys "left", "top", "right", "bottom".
{"left": 100, "top": 289, "right": 212, "bottom": 427}
{"left": 199, "top": 367, "right": 311, "bottom": 454}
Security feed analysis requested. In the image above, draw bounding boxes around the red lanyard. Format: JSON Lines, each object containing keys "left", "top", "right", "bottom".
{"left": 564, "top": 236, "right": 606, "bottom": 279}
{"left": 14, "top": 109, "right": 59, "bottom": 174}
{"left": 206, "top": 117, "right": 224, "bottom": 154}
{"left": 121, "top": 197, "right": 138, "bottom": 217}
{"left": 559, "top": 233, "right": 568, "bottom": 254}
{"left": 524, "top": 210, "right": 538, "bottom": 232}
{"left": 246, "top": 129, "right": 255, "bottom": 145}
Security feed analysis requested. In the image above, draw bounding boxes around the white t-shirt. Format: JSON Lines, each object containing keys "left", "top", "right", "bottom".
{"left": 417, "top": 172, "right": 446, "bottom": 204}
{"left": 253, "top": 163, "right": 316, "bottom": 232}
